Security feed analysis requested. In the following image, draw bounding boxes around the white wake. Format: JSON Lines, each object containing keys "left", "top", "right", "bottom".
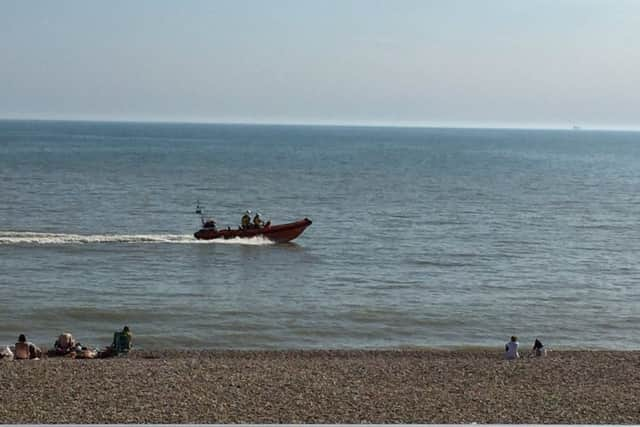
{"left": 0, "top": 231, "right": 275, "bottom": 246}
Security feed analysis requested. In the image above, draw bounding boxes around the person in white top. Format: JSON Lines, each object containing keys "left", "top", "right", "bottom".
{"left": 504, "top": 335, "right": 519, "bottom": 360}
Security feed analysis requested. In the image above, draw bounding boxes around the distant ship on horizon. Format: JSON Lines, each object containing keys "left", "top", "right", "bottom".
{"left": 573, "top": 125, "right": 582, "bottom": 130}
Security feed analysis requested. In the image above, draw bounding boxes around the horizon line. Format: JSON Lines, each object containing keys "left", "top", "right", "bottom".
{"left": 1, "top": 116, "right": 639, "bottom": 132}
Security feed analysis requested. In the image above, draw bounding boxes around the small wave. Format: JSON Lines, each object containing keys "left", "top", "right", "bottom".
{"left": 0, "top": 231, "right": 275, "bottom": 246}
{"left": 574, "top": 224, "right": 629, "bottom": 231}
{"left": 410, "top": 259, "right": 476, "bottom": 267}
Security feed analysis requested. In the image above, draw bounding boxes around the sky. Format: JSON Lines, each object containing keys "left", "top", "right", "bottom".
{"left": 1, "top": 0, "right": 639, "bottom": 129}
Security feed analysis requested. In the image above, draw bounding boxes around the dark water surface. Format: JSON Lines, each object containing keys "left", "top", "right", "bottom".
{"left": 1, "top": 120, "right": 639, "bottom": 349}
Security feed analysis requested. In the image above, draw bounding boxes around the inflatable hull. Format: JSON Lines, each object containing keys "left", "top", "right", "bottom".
{"left": 194, "top": 218, "right": 312, "bottom": 243}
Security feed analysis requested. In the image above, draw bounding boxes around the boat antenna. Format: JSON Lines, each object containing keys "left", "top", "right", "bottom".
{"left": 195, "top": 200, "right": 208, "bottom": 225}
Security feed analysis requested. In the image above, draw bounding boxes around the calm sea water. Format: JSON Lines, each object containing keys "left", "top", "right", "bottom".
{"left": 1, "top": 120, "right": 639, "bottom": 350}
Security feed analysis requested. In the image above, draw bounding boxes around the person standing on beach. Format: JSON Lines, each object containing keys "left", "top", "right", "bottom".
{"left": 504, "top": 335, "right": 519, "bottom": 360}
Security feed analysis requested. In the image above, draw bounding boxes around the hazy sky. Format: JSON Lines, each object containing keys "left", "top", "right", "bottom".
{"left": 1, "top": 0, "right": 639, "bottom": 128}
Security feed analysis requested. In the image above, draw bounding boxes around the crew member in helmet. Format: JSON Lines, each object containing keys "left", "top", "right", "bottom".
{"left": 253, "top": 212, "right": 264, "bottom": 228}
{"left": 241, "top": 210, "right": 251, "bottom": 229}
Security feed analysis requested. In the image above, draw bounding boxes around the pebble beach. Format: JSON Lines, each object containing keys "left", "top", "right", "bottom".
{"left": 1, "top": 349, "right": 639, "bottom": 424}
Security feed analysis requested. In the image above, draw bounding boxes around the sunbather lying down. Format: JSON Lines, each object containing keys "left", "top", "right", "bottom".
{"left": 75, "top": 347, "right": 98, "bottom": 359}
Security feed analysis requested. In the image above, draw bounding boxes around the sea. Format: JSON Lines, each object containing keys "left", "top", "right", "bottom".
{"left": 1, "top": 120, "right": 639, "bottom": 350}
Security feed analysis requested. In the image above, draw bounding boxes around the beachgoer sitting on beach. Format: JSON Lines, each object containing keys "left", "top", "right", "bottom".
{"left": 241, "top": 210, "right": 251, "bottom": 229}
{"left": 112, "top": 326, "right": 133, "bottom": 354}
{"left": 122, "top": 325, "right": 132, "bottom": 342}
{"left": 532, "top": 338, "right": 546, "bottom": 357}
{"left": 504, "top": 335, "right": 519, "bottom": 360}
{"left": 15, "top": 334, "right": 42, "bottom": 360}
{"left": 253, "top": 212, "right": 264, "bottom": 228}
{"left": 54, "top": 332, "right": 76, "bottom": 355}
{"left": 100, "top": 325, "right": 132, "bottom": 358}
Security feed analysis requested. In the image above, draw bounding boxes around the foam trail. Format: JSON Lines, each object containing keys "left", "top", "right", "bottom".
{"left": 0, "top": 231, "right": 275, "bottom": 246}
{"left": 210, "top": 235, "right": 275, "bottom": 245}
